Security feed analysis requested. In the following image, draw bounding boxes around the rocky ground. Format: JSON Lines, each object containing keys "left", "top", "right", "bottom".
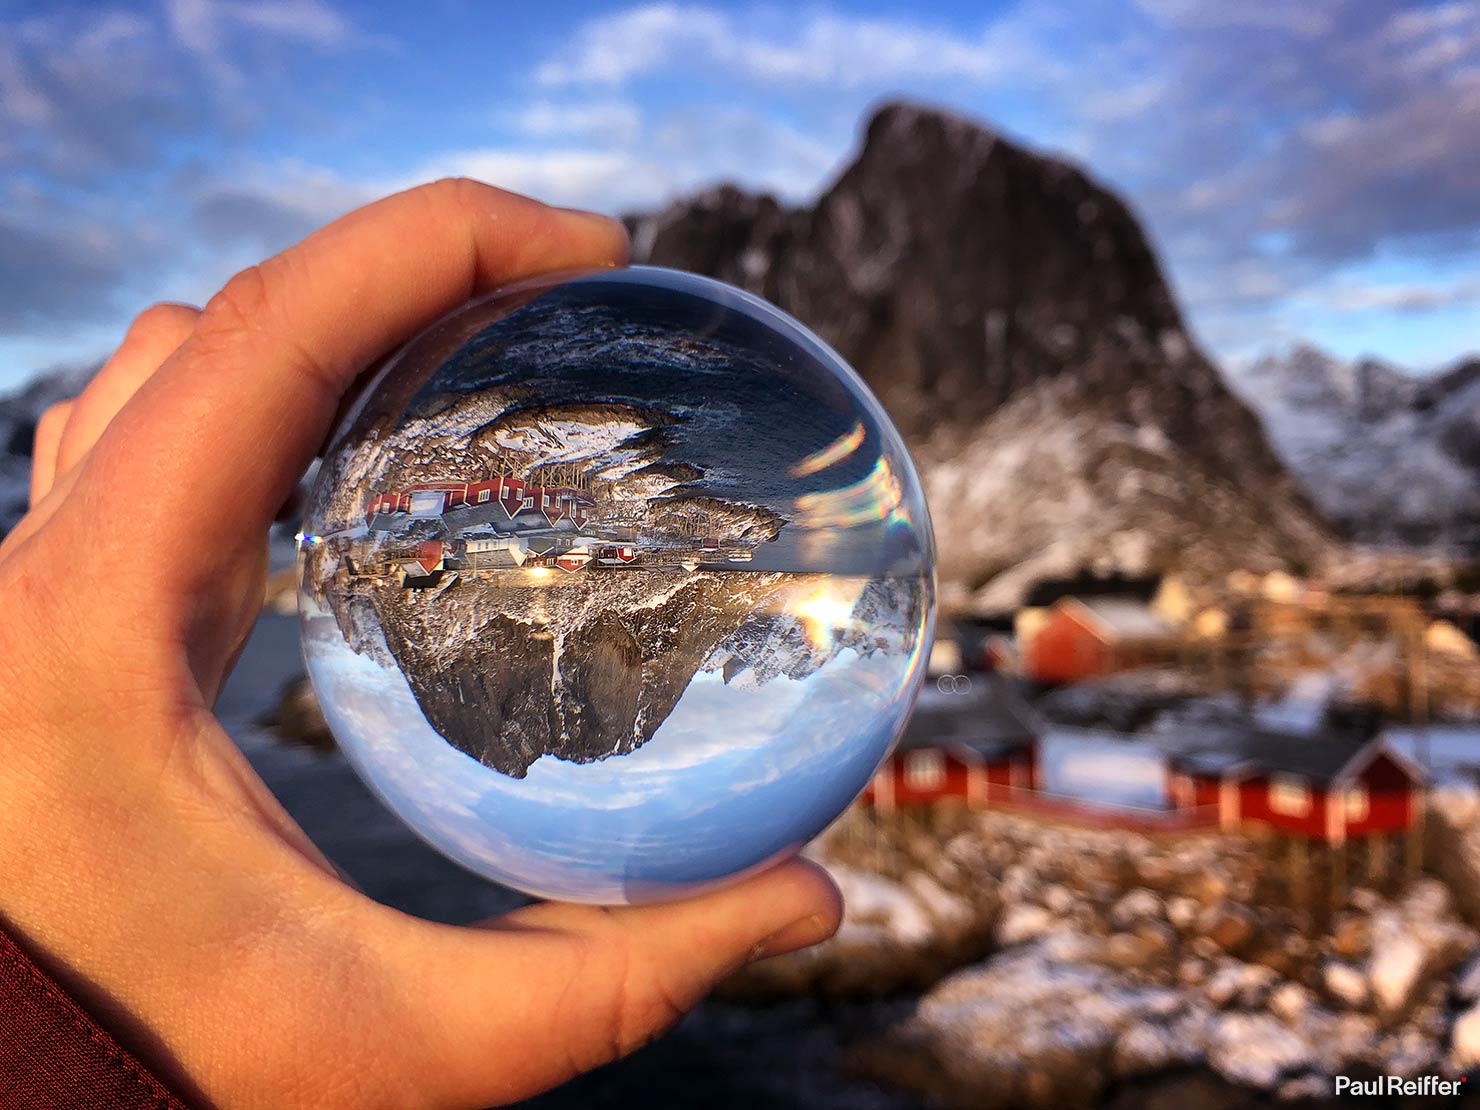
{"left": 724, "top": 804, "right": 1480, "bottom": 1107}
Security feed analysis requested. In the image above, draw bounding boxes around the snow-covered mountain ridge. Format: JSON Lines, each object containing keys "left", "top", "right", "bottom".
{"left": 1231, "top": 345, "right": 1480, "bottom": 553}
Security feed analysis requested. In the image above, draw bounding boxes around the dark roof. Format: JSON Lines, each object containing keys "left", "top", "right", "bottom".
{"left": 954, "top": 614, "right": 1017, "bottom": 634}
{"left": 899, "top": 677, "right": 1041, "bottom": 755}
{"left": 1167, "top": 723, "right": 1392, "bottom": 785}
{"left": 1024, "top": 573, "right": 1162, "bottom": 608}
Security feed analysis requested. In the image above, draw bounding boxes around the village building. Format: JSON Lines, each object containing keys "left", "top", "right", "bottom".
{"left": 952, "top": 614, "right": 1018, "bottom": 672}
{"left": 1025, "top": 596, "right": 1178, "bottom": 685}
{"left": 865, "top": 680, "right": 1042, "bottom": 813}
{"left": 864, "top": 670, "right": 1424, "bottom": 844}
{"left": 460, "top": 535, "right": 528, "bottom": 569}
{"left": 366, "top": 467, "right": 596, "bottom": 532}
{"left": 1165, "top": 720, "right": 1423, "bottom": 847}
{"left": 394, "top": 540, "right": 447, "bottom": 586}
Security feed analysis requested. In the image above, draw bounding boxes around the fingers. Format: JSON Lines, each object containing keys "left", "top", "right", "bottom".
{"left": 84, "top": 179, "right": 628, "bottom": 581}
{"left": 56, "top": 303, "right": 200, "bottom": 478}
{"left": 394, "top": 858, "right": 841, "bottom": 1106}
{"left": 28, "top": 400, "right": 72, "bottom": 507}
{"left": 28, "top": 304, "right": 200, "bottom": 507}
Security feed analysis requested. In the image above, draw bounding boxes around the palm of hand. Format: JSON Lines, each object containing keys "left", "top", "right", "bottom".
{"left": 0, "top": 180, "right": 839, "bottom": 1110}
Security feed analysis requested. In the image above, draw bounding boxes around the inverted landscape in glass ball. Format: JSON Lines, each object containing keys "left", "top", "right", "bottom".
{"left": 298, "top": 266, "right": 935, "bottom": 904}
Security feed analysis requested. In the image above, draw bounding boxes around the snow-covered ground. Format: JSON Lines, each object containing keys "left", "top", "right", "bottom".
{"left": 1038, "top": 728, "right": 1168, "bottom": 809}
{"left": 1387, "top": 725, "right": 1480, "bottom": 784}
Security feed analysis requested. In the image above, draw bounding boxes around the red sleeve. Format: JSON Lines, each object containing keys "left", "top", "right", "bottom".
{"left": 0, "top": 924, "right": 194, "bottom": 1110}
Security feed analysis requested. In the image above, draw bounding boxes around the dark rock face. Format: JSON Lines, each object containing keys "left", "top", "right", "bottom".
{"left": 629, "top": 102, "right": 1331, "bottom": 607}
{"left": 334, "top": 571, "right": 796, "bottom": 777}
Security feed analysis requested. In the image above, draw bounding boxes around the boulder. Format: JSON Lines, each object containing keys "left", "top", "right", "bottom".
{"left": 1040, "top": 883, "right": 1077, "bottom": 917}
{"left": 1455, "top": 954, "right": 1480, "bottom": 1004}
{"left": 1110, "top": 888, "right": 1164, "bottom": 929}
{"left": 996, "top": 904, "right": 1059, "bottom": 948}
{"left": 1205, "top": 1012, "right": 1314, "bottom": 1089}
{"left": 1101, "top": 932, "right": 1161, "bottom": 971}
{"left": 1452, "top": 1002, "right": 1480, "bottom": 1070}
{"left": 1367, "top": 921, "right": 1429, "bottom": 1017}
{"left": 1109, "top": 1016, "right": 1206, "bottom": 1080}
{"left": 1428, "top": 785, "right": 1480, "bottom": 926}
{"left": 1367, "top": 899, "right": 1475, "bottom": 1019}
{"left": 1196, "top": 903, "right": 1258, "bottom": 955}
{"left": 852, "top": 944, "right": 1194, "bottom": 1110}
{"left": 1177, "top": 957, "right": 1210, "bottom": 987}
{"left": 260, "top": 677, "right": 336, "bottom": 753}
{"left": 1204, "top": 960, "right": 1278, "bottom": 1009}
{"left": 1269, "top": 982, "right": 1315, "bottom": 1026}
{"left": 1165, "top": 896, "right": 1201, "bottom": 933}
{"left": 1323, "top": 960, "right": 1369, "bottom": 1010}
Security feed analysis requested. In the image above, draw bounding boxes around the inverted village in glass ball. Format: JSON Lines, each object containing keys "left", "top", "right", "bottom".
{"left": 297, "top": 267, "right": 935, "bottom": 903}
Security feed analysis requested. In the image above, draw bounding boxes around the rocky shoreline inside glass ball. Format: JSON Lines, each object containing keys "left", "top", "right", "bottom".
{"left": 302, "top": 389, "right": 922, "bottom": 778}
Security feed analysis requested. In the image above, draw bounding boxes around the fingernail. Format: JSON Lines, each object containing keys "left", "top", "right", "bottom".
{"left": 749, "top": 913, "right": 834, "bottom": 963}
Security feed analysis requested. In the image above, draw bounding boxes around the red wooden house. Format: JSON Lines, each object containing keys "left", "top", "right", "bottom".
{"left": 366, "top": 474, "right": 594, "bottom": 529}
{"left": 1026, "top": 597, "right": 1176, "bottom": 685}
{"left": 554, "top": 546, "right": 593, "bottom": 573}
{"left": 1167, "top": 726, "right": 1423, "bottom": 846}
{"left": 864, "top": 679, "right": 1042, "bottom": 813}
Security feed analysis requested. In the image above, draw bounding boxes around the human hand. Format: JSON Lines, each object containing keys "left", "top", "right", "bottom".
{"left": 0, "top": 179, "right": 842, "bottom": 1109}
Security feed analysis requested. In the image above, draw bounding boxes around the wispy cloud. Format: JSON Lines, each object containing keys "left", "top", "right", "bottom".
{"left": 535, "top": 4, "right": 1047, "bottom": 89}
{"left": 516, "top": 100, "right": 644, "bottom": 145}
{"left": 1301, "top": 277, "right": 1480, "bottom": 315}
{"left": 165, "top": 0, "right": 360, "bottom": 56}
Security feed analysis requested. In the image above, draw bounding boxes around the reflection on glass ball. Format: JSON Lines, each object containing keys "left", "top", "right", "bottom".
{"left": 298, "top": 266, "right": 935, "bottom": 904}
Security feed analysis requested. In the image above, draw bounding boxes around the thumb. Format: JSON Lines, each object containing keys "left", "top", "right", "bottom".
{"left": 391, "top": 857, "right": 842, "bottom": 1107}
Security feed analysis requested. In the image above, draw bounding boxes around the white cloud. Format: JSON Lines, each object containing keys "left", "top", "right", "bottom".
{"left": 166, "top": 0, "right": 357, "bottom": 57}
{"left": 407, "top": 148, "right": 671, "bottom": 211}
{"left": 405, "top": 104, "right": 843, "bottom": 212}
{"left": 536, "top": 4, "right": 1040, "bottom": 89}
{"left": 1301, "top": 278, "right": 1480, "bottom": 314}
{"left": 1132, "top": 0, "right": 1333, "bottom": 37}
{"left": 517, "top": 100, "right": 643, "bottom": 145}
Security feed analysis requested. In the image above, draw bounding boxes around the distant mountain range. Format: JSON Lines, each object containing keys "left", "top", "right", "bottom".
{"left": 629, "top": 102, "right": 1330, "bottom": 609}
{"left": 1229, "top": 347, "right": 1480, "bottom": 555}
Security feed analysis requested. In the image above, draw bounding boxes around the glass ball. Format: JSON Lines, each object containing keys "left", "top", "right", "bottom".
{"left": 298, "top": 266, "right": 935, "bottom": 904}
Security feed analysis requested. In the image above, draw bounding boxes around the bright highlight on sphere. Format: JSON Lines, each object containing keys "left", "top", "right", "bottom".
{"left": 298, "top": 266, "right": 936, "bottom": 904}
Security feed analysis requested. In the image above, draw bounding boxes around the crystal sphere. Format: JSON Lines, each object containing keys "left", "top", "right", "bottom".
{"left": 298, "top": 266, "right": 935, "bottom": 904}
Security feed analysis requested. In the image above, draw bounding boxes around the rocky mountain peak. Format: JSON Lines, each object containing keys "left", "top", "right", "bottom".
{"left": 631, "top": 103, "right": 1330, "bottom": 608}
{"left": 1241, "top": 344, "right": 1417, "bottom": 420}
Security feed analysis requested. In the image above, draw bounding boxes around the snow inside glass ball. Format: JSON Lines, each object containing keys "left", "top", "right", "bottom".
{"left": 297, "top": 266, "right": 935, "bottom": 904}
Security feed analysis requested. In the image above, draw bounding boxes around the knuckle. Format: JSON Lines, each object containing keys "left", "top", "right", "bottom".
{"left": 36, "top": 400, "right": 74, "bottom": 437}
{"left": 194, "top": 263, "right": 337, "bottom": 398}
{"left": 126, "top": 301, "right": 197, "bottom": 346}
{"left": 598, "top": 932, "right": 695, "bottom": 1064}
{"left": 427, "top": 174, "right": 490, "bottom": 208}
{"left": 201, "top": 264, "right": 272, "bottom": 335}
{"left": 618, "top": 972, "right": 691, "bottom": 1057}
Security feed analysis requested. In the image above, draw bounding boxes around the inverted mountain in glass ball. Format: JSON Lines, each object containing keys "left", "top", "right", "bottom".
{"left": 298, "top": 267, "right": 935, "bottom": 903}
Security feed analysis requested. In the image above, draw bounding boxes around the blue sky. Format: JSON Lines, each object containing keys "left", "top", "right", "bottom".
{"left": 2, "top": 0, "right": 1477, "bottom": 392}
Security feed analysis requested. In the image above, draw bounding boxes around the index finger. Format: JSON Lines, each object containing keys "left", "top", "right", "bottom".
{"left": 86, "top": 179, "right": 627, "bottom": 569}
